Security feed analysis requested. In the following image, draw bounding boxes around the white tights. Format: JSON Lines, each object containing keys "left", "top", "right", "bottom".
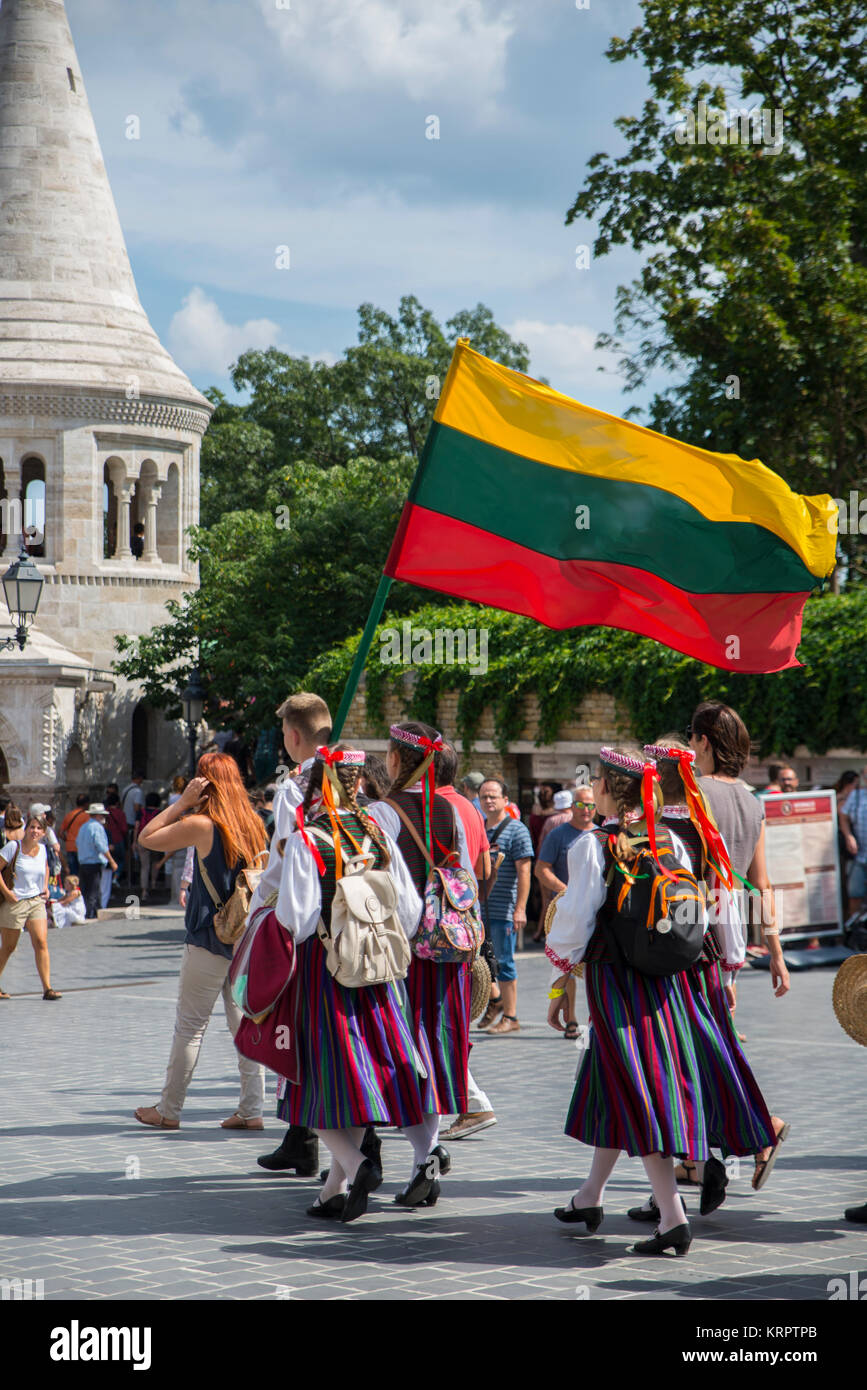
{"left": 572, "top": 1148, "right": 687, "bottom": 1233}
{"left": 402, "top": 1114, "right": 440, "bottom": 1179}
{"left": 315, "top": 1126, "right": 365, "bottom": 1202}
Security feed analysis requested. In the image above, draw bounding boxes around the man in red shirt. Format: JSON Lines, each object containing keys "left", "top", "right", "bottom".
{"left": 436, "top": 744, "right": 498, "bottom": 1141}
{"left": 60, "top": 794, "right": 90, "bottom": 875}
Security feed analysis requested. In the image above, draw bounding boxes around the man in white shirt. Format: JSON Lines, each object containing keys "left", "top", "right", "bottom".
{"left": 252, "top": 692, "right": 332, "bottom": 1177}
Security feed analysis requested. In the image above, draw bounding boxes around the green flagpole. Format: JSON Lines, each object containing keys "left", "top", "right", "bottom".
{"left": 330, "top": 339, "right": 470, "bottom": 741}
{"left": 330, "top": 573, "right": 394, "bottom": 740}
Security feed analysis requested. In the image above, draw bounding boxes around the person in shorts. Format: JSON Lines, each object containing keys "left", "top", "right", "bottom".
{"left": 0, "top": 814, "right": 61, "bottom": 1000}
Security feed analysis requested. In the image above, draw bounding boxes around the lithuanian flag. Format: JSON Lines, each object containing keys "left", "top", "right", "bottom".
{"left": 384, "top": 341, "right": 836, "bottom": 673}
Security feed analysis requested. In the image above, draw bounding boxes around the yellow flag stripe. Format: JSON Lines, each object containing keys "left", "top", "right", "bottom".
{"left": 434, "top": 342, "right": 836, "bottom": 581}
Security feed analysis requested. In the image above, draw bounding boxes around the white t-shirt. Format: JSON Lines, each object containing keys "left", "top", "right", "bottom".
{"left": 122, "top": 784, "right": 145, "bottom": 826}
{"left": 1, "top": 841, "right": 48, "bottom": 899}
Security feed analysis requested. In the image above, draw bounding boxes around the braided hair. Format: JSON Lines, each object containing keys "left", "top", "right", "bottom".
{"left": 386, "top": 720, "right": 442, "bottom": 793}
{"left": 599, "top": 745, "right": 663, "bottom": 866}
{"left": 297, "top": 747, "right": 391, "bottom": 867}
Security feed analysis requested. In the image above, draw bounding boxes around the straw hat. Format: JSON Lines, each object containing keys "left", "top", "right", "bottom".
{"left": 544, "top": 890, "right": 584, "bottom": 978}
{"left": 469, "top": 956, "right": 492, "bottom": 1021}
{"left": 832, "top": 954, "right": 867, "bottom": 1048}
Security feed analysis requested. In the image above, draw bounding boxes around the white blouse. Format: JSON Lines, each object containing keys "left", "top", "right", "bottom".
{"left": 366, "top": 791, "right": 474, "bottom": 877}
{"left": 246, "top": 760, "right": 312, "bottom": 920}
{"left": 663, "top": 806, "right": 746, "bottom": 973}
{"left": 274, "top": 816, "right": 423, "bottom": 944}
{"left": 545, "top": 821, "right": 701, "bottom": 983}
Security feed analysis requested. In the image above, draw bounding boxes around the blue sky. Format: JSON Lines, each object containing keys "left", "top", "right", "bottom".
{"left": 68, "top": 0, "right": 668, "bottom": 415}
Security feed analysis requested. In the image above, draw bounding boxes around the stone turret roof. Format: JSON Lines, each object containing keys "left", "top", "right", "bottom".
{"left": 0, "top": 0, "right": 210, "bottom": 410}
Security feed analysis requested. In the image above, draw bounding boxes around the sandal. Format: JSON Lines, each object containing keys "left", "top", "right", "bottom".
{"left": 134, "top": 1105, "right": 180, "bottom": 1130}
{"left": 564, "top": 1020, "right": 580, "bottom": 1041}
{"left": 674, "top": 1161, "right": 701, "bottom": 1186}
{"left": 220, "top": 1112, "right": 265, "bottom": 1131}
{"left": 43, "top": 988, "right": 62, "bottom": 1000}
{"left": 752, "top": 1120, "right": 791, "bottom": 1191}
{"left": 0, "top": 989, "right": 10, "bottom": 1000}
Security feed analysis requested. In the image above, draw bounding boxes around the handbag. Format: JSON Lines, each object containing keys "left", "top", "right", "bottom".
{"left": 234, "top": 982, "right": 301, "bottom": 1084}
{"left": 229, "top": 906, "right": 296, "bottom": 1022}
{"left": 197, "top": 847, "right": 269, "bottom": 945}
{"left": 1, "top": 843, "right": 19, "bottom": 892}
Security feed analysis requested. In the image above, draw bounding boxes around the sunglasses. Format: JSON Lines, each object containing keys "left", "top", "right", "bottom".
{"left": 575, "top": 799, "right": 595, "bottom": 809}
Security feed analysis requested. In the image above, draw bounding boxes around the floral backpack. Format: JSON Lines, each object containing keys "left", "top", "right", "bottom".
{"left": 386, "top": 799, "right": 484, "bottom": 964}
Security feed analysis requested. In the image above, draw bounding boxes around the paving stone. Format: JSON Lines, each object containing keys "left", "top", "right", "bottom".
{"left": 1, "top": 914, "right": 865, "bottom": 1301}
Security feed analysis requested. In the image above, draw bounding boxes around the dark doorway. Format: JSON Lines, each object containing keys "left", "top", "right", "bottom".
{"left": 131, "top": 702, "right": 149, "bottom": 775}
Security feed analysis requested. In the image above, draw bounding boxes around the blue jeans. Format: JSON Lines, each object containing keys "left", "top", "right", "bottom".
{"left": 488, "top": 918, "right": 517, "bottom": 982}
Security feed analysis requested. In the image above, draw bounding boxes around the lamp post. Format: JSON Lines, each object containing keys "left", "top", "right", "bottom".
{"left": 1, "top": 547, "right": 44, "bottom": 651}
{"left": 181, "top": 666, "right": 205, "bottom": 778}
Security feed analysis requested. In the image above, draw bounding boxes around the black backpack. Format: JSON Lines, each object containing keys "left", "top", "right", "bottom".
{"left": 594, "top": 826, "right": 705, "bottom": 977}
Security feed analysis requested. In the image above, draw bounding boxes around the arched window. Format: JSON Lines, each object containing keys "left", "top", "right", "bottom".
{"left": 21, "top": 456, "right": 46, "bottom": 558}
{"left": 103, "top": 464, "right": 118, "bottom": 559}
{"left": 157, "top": 462, "right": 180, "bottom": 565}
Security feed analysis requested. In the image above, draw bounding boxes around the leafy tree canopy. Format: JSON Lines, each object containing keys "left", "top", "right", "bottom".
{"left": 306, "top": 591, "right": 867, "bottom": 758}
{"left": 567, "top": 0, "right": 867, "bottom": 581}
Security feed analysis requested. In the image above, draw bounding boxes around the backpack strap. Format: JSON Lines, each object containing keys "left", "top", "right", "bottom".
{"left": 384, "top": 797, "right": 436, "bottom": 870}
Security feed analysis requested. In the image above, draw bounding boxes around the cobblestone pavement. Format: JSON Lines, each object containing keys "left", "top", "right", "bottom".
{"left": 1, "top": 912, "right": 865, "bottom": 1301}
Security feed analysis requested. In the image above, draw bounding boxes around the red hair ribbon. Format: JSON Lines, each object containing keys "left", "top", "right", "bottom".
{"left": 295, "top": 805, "right": 325, "bottom": 876}
{"left": 405, "top": 733, "right": 450, "bottom": 860}
{"left": 641, "top": 762, "right": 661, "bottom": 863}
{"left": 677, "top": 753, "right": 734, "bottom": 889}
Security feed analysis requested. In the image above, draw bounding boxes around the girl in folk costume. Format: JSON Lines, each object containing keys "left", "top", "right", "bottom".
{"left": 621, "top": 743, "right": 776, "bottom": 1222}
{"left": 366, "top": 721, "right": 473, "bottom": 1208}
{"left": 546, "top": 747, "right": 707, "bottom": 1256}
{"left": 273, "top": 746, "right": 428, "bottom": 1223}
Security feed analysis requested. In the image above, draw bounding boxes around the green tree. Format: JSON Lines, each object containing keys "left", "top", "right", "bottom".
{"left": 567, "top": 0, "right": 867, "bottom": 583}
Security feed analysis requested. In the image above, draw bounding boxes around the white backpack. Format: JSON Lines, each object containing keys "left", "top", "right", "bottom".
{"left": 306, "top": 829, "right": 411, "bottom": 989}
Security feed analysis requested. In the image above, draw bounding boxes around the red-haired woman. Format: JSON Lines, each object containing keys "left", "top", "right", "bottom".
{"left": 133, "top": 753, "right": 268, "bottom": 1130}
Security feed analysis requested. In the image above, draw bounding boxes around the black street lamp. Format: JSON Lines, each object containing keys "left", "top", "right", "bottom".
{"left": 1, "top": 547, "right": 44, "bottom": 651}
{"left": 181, "top": 666, "right": 205, "bottom": 778}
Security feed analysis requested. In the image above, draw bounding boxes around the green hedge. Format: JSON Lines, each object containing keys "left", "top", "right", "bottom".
{"left": 304, "top": 590, "right": 867, "bottom": 756}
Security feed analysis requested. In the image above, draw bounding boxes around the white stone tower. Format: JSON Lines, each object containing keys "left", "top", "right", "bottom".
{"left": 0, "top": 0, "right": 212, "bottom": 801}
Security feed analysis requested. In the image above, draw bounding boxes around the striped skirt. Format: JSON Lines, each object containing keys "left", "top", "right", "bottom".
{"left": 405, "top": 957, "right": 471, "bottom": 1116}
{"left": 276, "top": 936, "right": 430, "bottom": 1129}
{"left": 566, "top": 959, "right": 707, "bottom": 1158}
{"left": 684, "top": 958, "right": 776, "bottom": 1156}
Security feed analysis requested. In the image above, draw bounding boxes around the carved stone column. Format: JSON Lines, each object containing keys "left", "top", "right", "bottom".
{"left": 113, "top": 485, "right": 134, "bottom": 560}
{"left": 2, "top": 462, "right": 22, "bottom": 557}
{"left": 142, "top": 483, "right": 162, "bottom": 564}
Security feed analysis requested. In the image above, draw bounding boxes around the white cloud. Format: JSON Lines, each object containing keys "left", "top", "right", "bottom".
{"left": 259, "top": 0, "right": 516, "bottom": 109}
{"left": 506, "top": 319, "right": 621, "bottom": 403}
{"left": 167, "top": 288, "right": 284, "bottom": 374}
{"left": 167, "top": 288, "right": 337, "bottom": 375}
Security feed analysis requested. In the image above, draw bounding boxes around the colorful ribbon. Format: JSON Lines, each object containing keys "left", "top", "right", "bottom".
{"left": 402, "top": 732, "right": 451, "bottom": 860}
{"left": 675, "top": 752, "right": 735, "bottom": 890}
{"left": 295, "top": 805, "right": 326, "bottom": 876}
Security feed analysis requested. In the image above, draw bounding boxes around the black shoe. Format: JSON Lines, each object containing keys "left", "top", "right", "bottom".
{"left": 306, "top": 1194, "right": 346, "bottom": 1219}
{"left": 431, "top": 1144, "right": 451, "bottom": 1175}
{"left": 421, "top": 1179, "right": 441, "bottom": 1208}
{"left": 394, "top": 1156, "right": 440, "bottom": 1208}
{"left": 341, "top": 1158, "right": 383, "bottom": 1224}
{"left": 844, "top": 1202, "right": 867, "bottom": 1223}
{"left": 553, "top": 1199, "right": 603, "bottom": 1233}
{"left": 700, "top": 1155, "right": 728, "bottom": 1216}
{"left": 361, "top": 1126, "right": 382, "bottom": 1169}
{"left": 627, "top": 1196, "right": 659, "bottom": 1223}
{"left": 257, "top": 1126, "right": 319, "bottom": 1176}
{"left": 632, "top": 1222, "right": 692, "bottom": 1257}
